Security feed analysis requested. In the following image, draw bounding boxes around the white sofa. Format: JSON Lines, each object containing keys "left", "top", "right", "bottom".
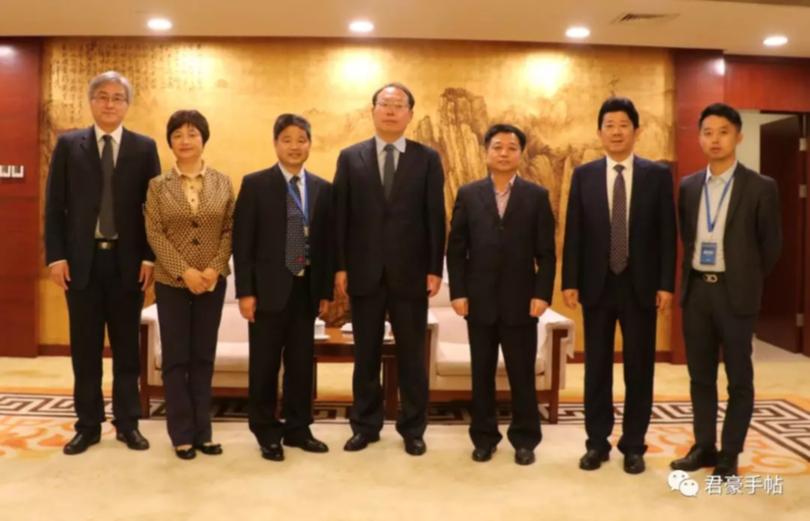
{"left": 427, "top": 276, "right": 574, "bottom": 423}
{"left": 139, "top": 266, "right": 252, "bottom": 416}
{"left": 139, "top": 264, "right": 574, "bottom": 423}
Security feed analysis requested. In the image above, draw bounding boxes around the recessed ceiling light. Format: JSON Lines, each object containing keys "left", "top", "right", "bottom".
{"left": 565, "top": 26, "right": 591, "bottom": 39}
{"left": 0, "top": 45, "right": 15, "bottom": 58}
{"left": 763, "top": 35, "right": 788, "bottom": 47}
{"left": 349, "top": 20, "right": 374, "bottom": 33}
{"left": 147, "top": 18, "right": 173, "bottom": 32}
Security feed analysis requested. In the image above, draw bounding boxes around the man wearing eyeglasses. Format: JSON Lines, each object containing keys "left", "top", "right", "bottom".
{"left": 44, "top": 71, "right": 161, "bottom": 455}
{"left": 334, "top": 82, "right": 446, "bottom": 456}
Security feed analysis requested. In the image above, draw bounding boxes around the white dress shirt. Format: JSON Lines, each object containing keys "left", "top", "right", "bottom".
{"left": 606, "top": 154, "right": 634, "bottom": 232}
{"left": 279, "top": 163, "right": 308, "bottom": 217}
{"left": 691, "top": 162, "right": 736, "bottom": 272}
{"left": 375, "top": 135, "right": 406, "bottom": 183}
{"left": 94, "top": 124, "right": 123, "bottom": 239}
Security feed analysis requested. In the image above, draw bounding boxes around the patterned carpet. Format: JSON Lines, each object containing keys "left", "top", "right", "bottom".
{"left": 1, "top": 392, "right": 808, "bottom": 470}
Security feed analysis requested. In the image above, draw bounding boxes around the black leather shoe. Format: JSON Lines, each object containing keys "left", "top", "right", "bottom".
{"left": 472, "top": 445, "right": 496, "bottom": 462}
{"left": 515, "top": 448, "right": 536, "bottom": 466}
{"left": 670, "top": 445, "right": 718, "bottom": 471}
{"left": 284, "top": 437, "right": 329, "bottom": 453}
{"left": 404, "top": 437, "right": 427, "bottom": 456}
{"left": 194, "top": 443, "right": 223, "bottom": 456}
{"left": 579, "top": 449, "right": 609, "bottom": 470}
{"left": 623, "top": 453, "right": 646, "bottom": 474}
{"left": 63, "top": 432, "right": 100, "bottom": 455}
{"left": 712, "top": 452, "right": 739, "bottom": 481}
{"left": 260, "top": 443, "right": 285, "bottom": 461}
{"left": 175, "top": 447, "right": 196, "bottom": 460}
{"left": 116, "top": 429, "right": 150, "bottom": 450}
{"left": 343, "top": 433, "right": 380, "bottom": 452}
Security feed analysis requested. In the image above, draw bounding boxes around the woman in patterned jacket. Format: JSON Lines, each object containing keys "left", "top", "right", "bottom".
{"left": 145, "top": 110, "right": 234, "bottom": 460}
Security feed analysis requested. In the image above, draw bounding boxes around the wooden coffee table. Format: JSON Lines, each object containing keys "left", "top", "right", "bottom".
{"left": 313, "top": 327, "right": 400, "bottom": 420}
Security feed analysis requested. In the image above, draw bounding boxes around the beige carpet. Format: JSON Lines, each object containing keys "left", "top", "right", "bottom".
{"left": 1, "top": 341, "right": 809, "bottom": 521}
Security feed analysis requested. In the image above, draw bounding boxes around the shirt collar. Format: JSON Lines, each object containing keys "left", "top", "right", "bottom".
{"left": 606, "top": 153, "right": 634, "bottom": 173}
{"left": 172, "top": 161, "right": 207, "bottom": 179}
{"left": 489, "top": 172, "right": 518, "bottom": 192}
{"left": 279, "top": 163, "right": 306, "bottom": 184}
{"left": 705, "top": 161, "right": 737, "bottom": 184}
{"left": 94, "top": 124, "right": 123, "bottom": 145}
{"left": 375, "top": 135, "right": 407, "bottom": 155}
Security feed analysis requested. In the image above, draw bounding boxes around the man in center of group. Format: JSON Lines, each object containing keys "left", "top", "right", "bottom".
{"left": 334, "top": 82, "right": 446, "bottom": 455}
{"left": 447, "top": 124, "right": 556, "bottom": 466}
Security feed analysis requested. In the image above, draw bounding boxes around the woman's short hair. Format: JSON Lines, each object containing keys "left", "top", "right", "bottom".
{"left": 166, "top": 110, "right": 210, "bottom": 146}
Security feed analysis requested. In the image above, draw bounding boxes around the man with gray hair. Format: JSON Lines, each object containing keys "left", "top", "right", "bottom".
{"left": 45, "top": 70, "right": 161, "bottom": 455}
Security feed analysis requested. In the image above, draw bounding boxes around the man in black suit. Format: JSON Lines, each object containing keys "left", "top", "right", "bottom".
{"left": 44, "top": 71, "right": 160, "bottom": 455}
{"left": 562, "top": 97, "right": 676, "bottom": 474}
{"left": 671, "top": 103, "right": 782, "bottom": 479}
{"left": 447, "top": 124, "right": 556, "bottom": 466}
{"left": 334, "top": 83, "right": 446, "bottom": 455}
{"left": 233, "top": 114, "right": 333, "bottom": 462}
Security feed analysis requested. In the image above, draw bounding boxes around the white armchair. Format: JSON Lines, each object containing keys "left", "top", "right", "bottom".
{"left": 427, "top": 275, "right": 574, "bottom": 423}
{"left": 139, "top": 264, "right": 252, "bottom": 416}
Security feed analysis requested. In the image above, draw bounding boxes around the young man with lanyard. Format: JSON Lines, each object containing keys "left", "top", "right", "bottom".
{"left": 671, "top": 103, "right": 782, "bottom": 479}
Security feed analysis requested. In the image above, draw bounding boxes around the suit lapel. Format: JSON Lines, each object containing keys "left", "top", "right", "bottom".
{"left": 388, "top": 140, "right": 415, "bottom": 201}
{"left": 359, "top": 138, "right": 385, "bottom": 202}
{"left": 501, "top": 176, "right": 522, "bottom": 224}
{"left": 593, "top": 158, "right": 610, "bottom": 233}
{"left": 80, "top": 126, "right": 103, "bottom": 180}
{"left": 628, "top": 157, "right": 644, "bottom": 236}
{"left": 685, "top": 171, "right": 704, "bottom": 241}
{"left": 724, "top": 163, "right": 748, "bottom": 227}
{"left": 267, "top": 165, "right": 288, "bottom": 215}
{"left": 305, "top": 171, "right": 319, "bottom": 223}
{"left": 164, "top": 170, "right": 193, "bottom": 214}
{"left": 116, "top": 128, "right": 133, "bottom": 176}
{"left": 477, "top": 176, "right": 501, "bottom": 222}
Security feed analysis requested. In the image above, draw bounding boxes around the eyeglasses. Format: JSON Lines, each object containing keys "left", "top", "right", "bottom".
{"left": 375, "top": 101, "right": 410, "bottom": 111}
{"left": 92, "top": 94, "right": 128, "bottom": 105}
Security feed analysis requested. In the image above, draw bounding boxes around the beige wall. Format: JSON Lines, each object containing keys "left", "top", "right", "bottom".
{"left": 39, "top": 37, "right": 675, "bottom": 351}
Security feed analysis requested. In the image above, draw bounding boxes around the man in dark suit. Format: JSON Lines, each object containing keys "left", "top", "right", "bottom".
{"left": 334, "top": 83, "right": 446, "bottom": 455}
{"left": 562, "top": 97, "right": 676, "bottom": 474}
{"left": 44, "top": 71, "right": 160, "bottom": 455}
{"left": 233, "top": 114, "right": 333, "bottom": 462}
{"left": 447, "top": 124, "right": 556, "bottom": 466}
{"left": 671, "top": 103, "right": 782, "bottom": 479}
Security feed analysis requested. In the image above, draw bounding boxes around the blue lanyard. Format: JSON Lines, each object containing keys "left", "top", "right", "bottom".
{"left": 287, "top": 175, "right": 308, "bottom": 227}
{"left": 703, "top": 174, "right": 734, "bottom": 233}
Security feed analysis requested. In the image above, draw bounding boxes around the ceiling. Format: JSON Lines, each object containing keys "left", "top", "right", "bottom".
{"left": 1, "top": 0, "right": 809, "bottom": 57}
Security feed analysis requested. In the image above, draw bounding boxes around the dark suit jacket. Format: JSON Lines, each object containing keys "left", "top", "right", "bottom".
{"left": 678, "top": 163, "right": 782, "bottom": 315}
{"left": 447, "top": 176, "right": 556, "bottom": 326}
{"left": 333, "top": 138, "right": 446, "bottom": 298}
{"left": 232, "top": 164, "right": 333, "bottom": 315}
{"left": 562, "top": 156, "right": 676, "bottom": 309}
{"left": 44, "top": 126, "right": 161, "bottom": 291}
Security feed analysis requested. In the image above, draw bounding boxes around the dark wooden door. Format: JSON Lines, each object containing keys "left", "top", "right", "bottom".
{"left": 755, "top": 115, "right": 804, "bottom": 353}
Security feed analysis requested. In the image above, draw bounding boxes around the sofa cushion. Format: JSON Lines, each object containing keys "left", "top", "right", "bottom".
{"left": 435, "top": 341, "right": 545, "bottom": 377}
{"left": 217, "top": 303, "right": 249, "bottom": 342}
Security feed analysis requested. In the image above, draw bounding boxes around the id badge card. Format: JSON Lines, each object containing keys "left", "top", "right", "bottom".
{"left": 699, "top": 242, "right": 717, "bottom": 266}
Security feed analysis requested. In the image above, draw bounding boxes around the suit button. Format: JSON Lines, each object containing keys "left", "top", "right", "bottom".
{"left": 191, "top": 221, "right": 199, "bottom": 228}
{"left": 191, "top": 238, "right": 200, "bottom": 246}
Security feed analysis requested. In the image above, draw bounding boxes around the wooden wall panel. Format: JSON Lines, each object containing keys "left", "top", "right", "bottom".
{"left": 725, "top": 56, "right": 810, "bottom": 113}
{"left": 0, "top": 39, "right": 41, "bottom": 357}
{"left": 671, "top": 50, "right": 726, "bottom": 364}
